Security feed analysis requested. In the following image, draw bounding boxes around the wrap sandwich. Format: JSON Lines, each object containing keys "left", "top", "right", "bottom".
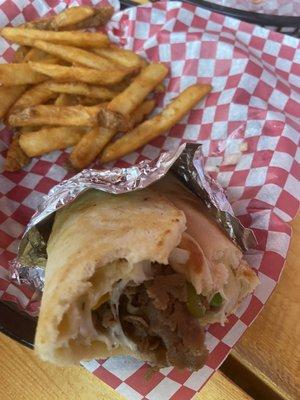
{"left": 35, "top": 176, "right": 259, "bottom": 370}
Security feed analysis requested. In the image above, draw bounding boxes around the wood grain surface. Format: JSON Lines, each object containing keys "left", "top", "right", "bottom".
{"left": 232, "top": 216, "right": 300, "bottom": 400}
{"left": 0, "top": 332, "right": 251, "bottom": 400}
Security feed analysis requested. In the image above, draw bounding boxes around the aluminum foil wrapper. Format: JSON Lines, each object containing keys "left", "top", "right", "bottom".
{"left": 11, "top": 143, "right": 256, "bottom": 291}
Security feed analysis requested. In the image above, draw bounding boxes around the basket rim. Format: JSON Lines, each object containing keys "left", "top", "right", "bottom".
{"left": 121, "top": 0, "right": 300, "bottom": 27}
{"left": 196, "top": 0, "right": 300, "bottom": 26}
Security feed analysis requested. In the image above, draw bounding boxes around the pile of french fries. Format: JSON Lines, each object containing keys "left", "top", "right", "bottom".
{"left": 0, "top": 5, "right": 212, "bottom": 172}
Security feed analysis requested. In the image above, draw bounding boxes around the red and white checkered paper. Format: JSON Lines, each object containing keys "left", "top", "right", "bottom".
{"left": 0, "top": 1, "right": 300, "bottom": 399}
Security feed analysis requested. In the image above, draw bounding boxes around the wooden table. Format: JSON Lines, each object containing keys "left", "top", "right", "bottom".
{"left": 0, "top": 332, "right": 251, "bottom": 400}
{"left": 1, "top": 216, "right": 298, "bottom": 399}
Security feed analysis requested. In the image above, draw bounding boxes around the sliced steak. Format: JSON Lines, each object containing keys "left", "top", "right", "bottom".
{"left": 119, "top": 264, "right": 208, "bottom": 370}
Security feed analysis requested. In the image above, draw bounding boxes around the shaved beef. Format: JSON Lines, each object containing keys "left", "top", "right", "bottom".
{"left": 119, "top": 264, "right": 208, "bottom": 370}
{"left": 146, "top": 264, "right": 187, "bottom": 310}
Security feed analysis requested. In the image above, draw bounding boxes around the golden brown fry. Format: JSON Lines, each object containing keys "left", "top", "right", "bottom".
{"left": 76, "top": 96, "right": 102, "bottom": 106}
{"left": 20, "top": 126, "right": 40, "bottom": 133}
{"left": 97, "top": 108, "right": 129, "bottom": 131}
{"left": 19, "top": 126, "right": 86, "bottom": 157}
{"left": 23, "top": 48, "right": 47, "bottom": 62}
{"left": 22, "top": 6, "right": 113, "bottom": 31}
{"left": 21, "top": 6, "right": 95, "bottom": 30}
{"left": 0, "top": 86, "right": 27, "bottom": 120}
{"left": 0, "top": 63, "right": 46, "bottom": 85}
{"left": 4, "top": 44, "right": 31, "bottom": 167}
{"left": 129, "top": 99, "right": 156, "bottom": 127}
{"left": 9, "top": 103, "right": 107, "bottom": 127}
{"left": 97, "top": 64, "right": 167, "bottom": 130}
{"left": 100, "top": 84, "right": 212, "bottom": 163}
{"left": 93, "top": 46, "right": 143, "bottom": 70}
{"left": 4, "top": 134, "right": 29, "bottom": 171}
{"left": 54, "top": 93, "right": 78, "bottom": 106}
{"left": 154, "top": 82, "right": 165, "bottom": 93}
{"left": 108, "top": 76, "right": 134, "bottom": 92}
{"left": 2, "top": 27, "right": 110, "bottom": 48}
{"left": 70, "top": 126, "right": 114, "bottom": 169}
{"left": 14, "top": 46, "right": 29, "bottom": 63}
{"left": 9, "top": 81, "right": 55, "bottom": 114}
{"left": 65, "top": 7, "right": 114, "bottom": 30}
{"left": 107, "top": 63, "right": 168, "bottom": 116}
{"left": 98, "top": 98, "right": 156, "bottom": 132}
{"left": 41, "top": 56, "right": 65, "bottom": 65}
{"left": 32, "top": 40, "right": 128, "bottom": 74}
{"left": 0, "top": 42, "right": 30, "bottom": 117}
{"left": 47, "top": 82, "right": 118, "bottom": 100}
{"left": 29, "top": 62, "right": 128, "bottom": 85}
{"left": 139, "top": 58, "right": 148, "bottom": 68}
{"left": 0, "top": 45, "right": 29, "bottom": 120}
{"left": 70, "top": 99, "right": 156, "bottom": 169}
{"left": 24, "top": 48, "right": 63, "bottom": 65}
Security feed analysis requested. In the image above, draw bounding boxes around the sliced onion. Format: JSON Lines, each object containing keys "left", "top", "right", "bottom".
{"left": 169, "top": 247, "right": 190, "bottom": 265}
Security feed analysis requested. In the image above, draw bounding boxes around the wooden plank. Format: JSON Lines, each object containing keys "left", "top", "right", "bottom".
{"left": 0, "top": 332, "right": 252, "bottom": 400}
{"left": 229, "top": 216, "right": 300, "bottom": 400}
{"left": 196, "top": 371, "right": 252, "bottom": 400}
{"left": 0, "top": 333, "right": 122, "bottom": 400}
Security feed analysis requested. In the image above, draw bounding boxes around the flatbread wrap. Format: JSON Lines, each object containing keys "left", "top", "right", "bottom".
{"left": 35, "top": 176, "right": 259, "bottom": 369}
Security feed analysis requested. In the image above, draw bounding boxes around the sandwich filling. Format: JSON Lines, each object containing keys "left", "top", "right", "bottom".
{"left": 92, "top": 263, "right": 225, "bottom": 370}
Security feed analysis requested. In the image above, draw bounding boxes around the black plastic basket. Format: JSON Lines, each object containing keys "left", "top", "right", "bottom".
{"left": 121, "top": 0, "right": 300, "bottom": 37}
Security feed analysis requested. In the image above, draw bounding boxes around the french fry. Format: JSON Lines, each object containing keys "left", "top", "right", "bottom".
{"left": 108, "top": 76, "right": 134, "bottom": 92}
{"left": 154, "top": 82, "right": 165, "bottom": 93}
{"left": 23, "top": 48, "right": 47, "bottom": 62}
{"left": 1, "top": 27, "right": 110, "bottom": 48}
{"left": 139, "top": 58, "right": 148, "bottom": 68}
{"left": 4, "top": 134, "right": 29, "bottom": 171}
{"left": 97, "top": 108, "right": 129, "bottom": 131}
{"left": 22, "top": 6, "right": 113, "bottom": 31}
{"left": 47, "top": 82, "right": 118, "bottom": 100}
{"left": 0, "top": 64, "right": 46, "bottom": 85}
{"left": 20, "top": 126, "right": 40, "bottom": 133}
{"left": 70, "top": 126, "right": 114, "bottom": 169}
{"left": 64, "top": 7, "right": 114, "bottom": 30}
{"left": 41, "top": 56, "right": 65, "bottom": 65}
{"left": 0, "top": 44, "right": 29, "bottom": 118}
{"left": 97, "top": 64, "right": 167, "bottom": 130}
{"left": 70, "top": 99, "right": 156, "bottom": 169}
{"left": 98, "top": 98, "right": 156, "bottom": 131}
{"left": 21, "top": 6, "right": 95, "bottom": 30}
{"left": 93, "top": 46, "right": 143, "bottom": 70}
{"left": 107, "top": 63, "right": 168, "bottom": 116}
{"left": 3, "top": 45, "right": 31, "bottom": 169}
{"left": 9, "top": 81, "right": 55, "bottom": 114}
{"left": 54, "top": 93, "right": 78, "bottom": 106}
{"left": 100, "top": 84, "right": 212, "bottom": 163}
{"left": 29, "top": 62, "right": 128, "bottom": 85}
{"left": 19, "top": 126, "right": 86, "bottom": 157}
{"left": 14, "top": 46, "right": 29, "bottom": 63}
{"left": 129, "top": 99, "right": 155, "bottom": 127}
{"left": 32, "top": 40, "right": 129, "bottom": 74}
{"left": 76, "top": 96, "right": 103, "bottom": 106}
{"left": 9, "top": 103, "right": 107, "bottom": 127}
{"left": 0, "top": 86, "right": 27, "bottom": 120}
{"left": 24, "top": 48, "right": 64, "bottom": 65}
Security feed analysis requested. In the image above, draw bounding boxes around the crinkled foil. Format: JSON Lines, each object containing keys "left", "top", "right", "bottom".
{"left": 172, "top": 144, "right": 257, "bottom": 251}
{"left": 11, "top": 143, "right": 256, "bottom": 291}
